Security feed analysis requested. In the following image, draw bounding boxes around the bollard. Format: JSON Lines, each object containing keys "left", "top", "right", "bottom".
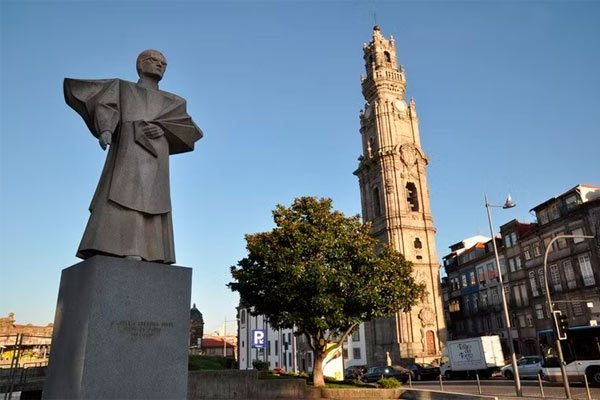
{"left": 583, "top": 373, "right": 592, "bottom": 400}
{"left": 537, "top": 374, "right": 545, "bottom": 398}
{"left": 408, "top": 372, "right": 412, "bottom": 388}
{"left": 476, "top": 372, "right": 482, "bottom": 395}
{"left": 439, "top": 374, "right": 444, "bottom": 391}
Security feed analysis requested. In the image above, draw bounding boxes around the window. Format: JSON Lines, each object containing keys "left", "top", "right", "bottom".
{"left": 565, "top": 194, "right": 579, "bottom": 211}
{"left": 500, "top": 259, "right": 506, "bottom": 275}
{"left": 487, "top": 263, "right": 496, "bottom": 281}
{"left": 579, "top": 254, "right": 595, "bottom": 286}
{"left": 352, "top": 329, "right": 360, "bottom": 342}
{"left": 343, "top": 348, "right": 348, "bottom": 359}
{"left": 406, "top": 182, "right": 419, "bottom": 212}
{"left": 511, "top": 232, "right": 518, "bottom": 246}
{"left": 520, "top": 284, "right": 529, "bottom": 306}
{"left": 526, "top": 314, "right": 534, "bottom": 327}
{"left": 535, "top": 304, "right": 544, "bottom": 320}
{"left": 288, "top": 332, "right": 292, "bottom": 343}
{"left": 556, "top": 232, "right": 567, "bottom": 249}
{"left": 572, "top": 302, "right": 585, "bottom": 316}
{"left": 515, "top": 257, "right": 522, "bottom": 270}
{"left": 469, "top": 271, "right": 476, "bottom": 285}
{"left": 289, "top": 353, "right": 292, "bottom": 366}
{"left": 496, "top": 314, "right": 504, "bottom": 328}
{"left": 563, "top": 260, "right": 577, "bottom": 289}
{"left": 449, "top": 299, "right": 461, "bottom": 312}
{"left": 275, "top": 340, "right": 278, "bottom": 356}
{"left": 543, "top": 237, "right": 552, "bottom": 253}
{"left": 549, "top": 264, "right": 562, "bottom": 292}
{"left": 373, "top": 187, "right": 382, "bottom": 218}
{"left": 538, "top": 269, "right": 546, "bottom": 295}
{"left": 509, "top": 258, "right": 516, "bottom": 272}
{"left": 538, "top": 209, "right": 549, "bottom": 224}
{"left": 308, "top": 352, "right": 312, "bottom": 367}
{"left": 481, "top": 292, "right": 488, "bottom": 307}
{"left": 240, "top": 309, "right": 246, "bottom": 324}
{"left": 572, "top": 228, "right": 585, "bottom": 243}
{"left": 513, "top": 286, "right": 522, "bottom": 307}
{"left": 472, "top": 294, "right": 478, "bottom": 312}
{"left": 283, "top": 351, "right": 287, "bottom": 367}
{"left": 462, "top": 274, "right": 468, "bottom": 288}
{"left": 529, "top": 271, "right": 539, "bottom": 297}
{"left": 504, "top": 284, "right": 511, "bottom": 301}
{"left": 504, "top": 235, "right": 512, "bottom": 248}
{"left": 524, "top": 246, "right": 532, "bottom": 260}
{"left": 519, "top": 315, "right": 527, "bottom": 328}
{"left": 510, "top": 312, "right": 518, "bottom": 327}
{"left": 492, "top": 289, "right": 499, "bottom": 305}
{"left": 353, "top": 347, "right": 361, "bottom": 359}
{"left": 478, "top": 266, "right": 486, "bottom": 284}
{"left": 548, "top": 203, "right": 560, "bottom": 220}
{"left": 384, "top": 51, "right": 391, "bottom": 63}
{"left": 414, "top": 238, "right": 422, "bottom": 249}
{"left": 268, "top": 340, "right": 271, "bottom": 355}
{"left": 533, "top": 243, "right": 542, "bottom": 257}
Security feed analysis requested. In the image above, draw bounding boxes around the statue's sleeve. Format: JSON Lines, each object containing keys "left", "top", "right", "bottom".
{"left": 63, "top": 78, "right": 120, "bottom": 139}
{"left": 153, "top": 97, "right": 203, "bottom": 155}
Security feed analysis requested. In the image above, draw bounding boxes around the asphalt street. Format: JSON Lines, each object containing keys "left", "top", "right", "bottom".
{"left": 410, "top": 379, "right": 600, "bottom": 399}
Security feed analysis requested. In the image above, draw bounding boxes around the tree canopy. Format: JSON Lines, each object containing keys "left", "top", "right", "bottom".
{"left": 228, "top": 197, "right": 425, "bottom": 386}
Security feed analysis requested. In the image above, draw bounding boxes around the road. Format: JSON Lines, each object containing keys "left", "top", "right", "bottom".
{"left": 410, "top": 379, "right": 599, "bottom": 399}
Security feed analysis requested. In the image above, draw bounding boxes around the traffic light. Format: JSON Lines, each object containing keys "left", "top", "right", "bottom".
{"left": 553, "top": 310, "right": 569, "bottom": 340}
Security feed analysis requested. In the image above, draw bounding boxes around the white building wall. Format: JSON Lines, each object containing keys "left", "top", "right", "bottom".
{"left": 239, "top": 307, "right": 369, "bottom": 372}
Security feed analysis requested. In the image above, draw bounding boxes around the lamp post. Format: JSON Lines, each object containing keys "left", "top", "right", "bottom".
{"left": 543, "top": 234, "right": 595, "bottom": 400}
{"left": 485, "top": 194, "right": 522, "bottom": 397}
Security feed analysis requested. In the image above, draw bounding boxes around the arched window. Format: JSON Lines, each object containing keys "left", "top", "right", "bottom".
{"left": 414, "top": 238, "right": 422, "bottom": 249}
{"left": 406, "top": 182, "right": 420, "bottom": 212}
{"left": 384, "top": 51, "right": 391, "bottom": 63}
{"left": 373, "top": 187, "right": 382, "bottom": 218}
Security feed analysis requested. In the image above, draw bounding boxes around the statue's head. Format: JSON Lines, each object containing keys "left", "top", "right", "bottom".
{"left": 136, "top": 49, "right": 167, "bottom": 81}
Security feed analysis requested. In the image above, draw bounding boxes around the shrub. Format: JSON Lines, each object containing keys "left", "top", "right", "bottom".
{"left": 188, "top": 355, "right": 228, "bottom": 370}
{"left": 252, "top": 360, "right": 269, "bottom": 371}
{"left": 378, "top": 377, "right": 401, "bottom": 388}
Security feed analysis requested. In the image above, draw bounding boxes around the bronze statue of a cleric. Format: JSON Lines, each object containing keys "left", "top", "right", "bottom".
{"left": 64, "top": 50, "right": 203, "bottom": 264}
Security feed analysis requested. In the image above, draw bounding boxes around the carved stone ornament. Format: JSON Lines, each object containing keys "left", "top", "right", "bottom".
{"left": 400, "top": 144, "right": 417, "bottom": 167}
{"left": 419, "top": 306, "right": 435, "bottom": 326}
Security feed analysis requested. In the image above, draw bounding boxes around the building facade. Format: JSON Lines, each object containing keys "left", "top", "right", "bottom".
{"left": 354, "top": 26, "right": 445, "bottom": 364}
{"left": 237, "top": 307, "right": 367, "bottom": 372}
{"left": 443, "top": 184, "right": 600, "bottom": 357}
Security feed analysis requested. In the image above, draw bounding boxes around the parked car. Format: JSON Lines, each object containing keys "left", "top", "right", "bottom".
{"left": 405, "top": 363, "right": 440, "bottom": 381}
{"left": 344, "top": 365, "right": 366, "bottom": 380}
{"left": 501, "top": 356, "right": 543, "bottom": 380}
{"left": 361, "top": 365, "right": 410, "bottom": 383}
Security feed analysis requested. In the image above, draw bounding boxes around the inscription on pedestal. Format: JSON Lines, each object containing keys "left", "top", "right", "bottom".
{"left": 111, "top": 320, "right": 175, "bottom": 339}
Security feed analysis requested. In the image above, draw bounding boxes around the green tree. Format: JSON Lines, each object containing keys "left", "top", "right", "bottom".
{"left": 228, "top": 197, "right": 425, "bottom": 387}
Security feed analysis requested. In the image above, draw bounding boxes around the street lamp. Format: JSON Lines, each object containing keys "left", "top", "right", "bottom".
{"left": 485, "top": 194, "right": 522, "bottom": 397}
{"left": 543, "top": 234, "right": 595, "bottom": 400}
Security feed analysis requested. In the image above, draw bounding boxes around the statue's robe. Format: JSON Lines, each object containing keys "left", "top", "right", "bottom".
{"left": 64, "top": 78, "right": 203, "bottom": 264}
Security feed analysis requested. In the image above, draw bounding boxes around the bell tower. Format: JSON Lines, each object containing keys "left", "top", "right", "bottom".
{"left": 354, "top": 26, "right": 446, "bottom": 364}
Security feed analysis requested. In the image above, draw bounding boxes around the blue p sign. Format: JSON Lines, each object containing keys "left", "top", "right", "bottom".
{"left": 252, "top": 329, "right": 266, "bottom": 348}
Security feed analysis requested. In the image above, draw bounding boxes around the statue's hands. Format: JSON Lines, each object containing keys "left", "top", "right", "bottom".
{"left": 143, "top": 123, "right": 164, "bottom": 139}
{"left": 99, "top": 131, "right": 112, "bottom": 150}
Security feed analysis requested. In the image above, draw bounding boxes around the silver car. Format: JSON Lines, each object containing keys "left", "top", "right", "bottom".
{"left": 501, "top": 356, "right": 543, "bottom": 379}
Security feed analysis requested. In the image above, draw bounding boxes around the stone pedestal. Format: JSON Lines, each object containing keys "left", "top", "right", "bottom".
{"left": 43, "top": 255, "right": 192, "bottom": 400}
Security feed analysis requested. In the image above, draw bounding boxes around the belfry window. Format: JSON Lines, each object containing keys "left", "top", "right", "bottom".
{"left": 406, "top": 182, "right": 419, "bottom": 212}
{"left": 373, "top": 187, "right": 382, "bottom": 218}
{"left": 384, "top": 51, "right": 391, "bottom": 63}
{"left": 414, "top": 238, "right": 422, "bottom": 249}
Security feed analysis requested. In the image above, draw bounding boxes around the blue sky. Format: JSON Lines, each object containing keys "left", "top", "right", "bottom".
{"left": 1, "top": 1, "right": 599, "bottom": 334}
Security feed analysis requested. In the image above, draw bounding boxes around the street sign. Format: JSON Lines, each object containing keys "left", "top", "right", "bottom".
{"left": 252, "top": 329, "right": 266, "bottom": 348}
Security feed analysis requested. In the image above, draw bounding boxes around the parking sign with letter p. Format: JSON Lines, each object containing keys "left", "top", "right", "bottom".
{"left": 252, "top": 329, "right": 266, "bottom": 348}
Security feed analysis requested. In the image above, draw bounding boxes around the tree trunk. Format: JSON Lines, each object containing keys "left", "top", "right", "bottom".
{"left": 312, "top": 351, "right": 326, "bottom": 387}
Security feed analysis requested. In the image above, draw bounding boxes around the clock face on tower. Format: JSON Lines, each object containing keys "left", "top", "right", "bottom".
{"left": 394, "top": 99, "right": 407, "bottom": 112}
